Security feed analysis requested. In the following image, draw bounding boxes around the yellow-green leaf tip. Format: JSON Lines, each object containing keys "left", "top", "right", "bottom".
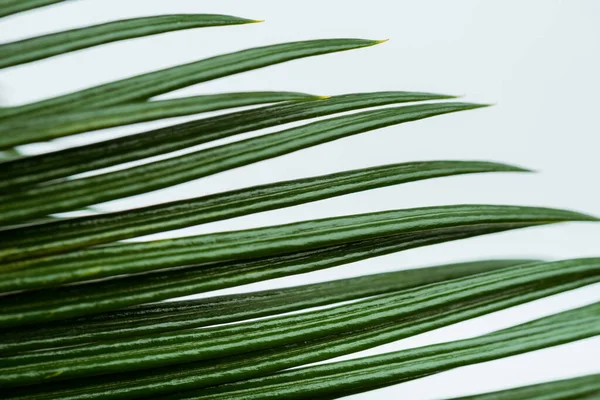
{"left": 361, "top": 39, "right": 390, "bottom": 48}
{"left": 316, "top": 95, "right": 332, "bottom": 100}
{"left": 250, "top": 19, "right": 265, "bottom": 24}
{"left": 469, "top": 103, "right": 494, "bottom": 109}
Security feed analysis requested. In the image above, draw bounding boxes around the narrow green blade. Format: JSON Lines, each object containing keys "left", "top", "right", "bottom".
{"left": 0, "top": 91, "right": 320, "bottom": 147}
{"left": 0, "top": 14, "right": 262, "bottom": 68}
{"left": 0, "top": 0, "right": 65, "bottom": 19}
{"left": 0, "top": 224, "right": 525, "bottom": 327}
{"left": 6, "top": 275, "right": 596, "bottom": 400}
{"left": 448, "top": 374, "right": 600, "bottom": 400}
{"left": 1, "top": 204, "right": 594, "bottom": 293}
{"left": 0, "top": 102, "right": 485, "bottom": 223}
{"left": 0, "top": 92, "right": 455, "bottom": 190}
{"left": 0, "top": 160, "right": 528, "bottom": 262}
{"left": 0, "top": 38, "right": 385, "bottom": 120}
{"left": 176, "top": 303, "right": 600, "bottom": 400}
{"left": 0, "top": 259, "right": 536, "bottom": 354}
{"left": 1, "top": 259, "right": 598, "bottom": 388}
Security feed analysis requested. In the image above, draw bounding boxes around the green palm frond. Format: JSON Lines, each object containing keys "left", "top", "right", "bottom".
{"left": 0, "top": 160, "right": 527, "bottom": 261}
{"left": 0, "top": 91, "right": 322, "bottom": 145}
{"left": 0, "top": 14, "right": 261, "bottom": 68}
{"left": 0, "top": 91, "right": 455, "bottom": 190}
{"left": 0, "top": 259, "right": 537, "bottom": 354}
{"left": 0, "top": 0, "right": 66, "bottom": 18}
{"left": 3, "top": 258, "right": 598, "bottom": 387}
{"left": 0, "top": 102, "right": 487, "bottom": 222}
{"left": 4, "top": 264, "right": 599, "bottom": 397}
{"left": 0, "top": 38, "right": 384, "bottom": 120}
{"left": 449, "top": 374, "right": 600, "bottom": 400}
{"left": 0, "top": 2, "right": 596, "bottom": 399}
{"left": 3, "top": 204, "right": 593, "bottom": 293}
{"left": 172, "top": 303, "right": 600, "bottom": 400}
{"left": 0, "top": 223, "right": 532, "bottom": 326}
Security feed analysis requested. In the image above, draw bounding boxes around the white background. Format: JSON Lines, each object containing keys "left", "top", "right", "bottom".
{"left": 2, "top": 1, "right": 599, "bottom": 398}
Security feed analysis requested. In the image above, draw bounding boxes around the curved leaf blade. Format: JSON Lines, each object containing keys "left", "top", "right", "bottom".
{"left": 0, "top": 259, "right": 536, "bottom": 354}
{"left": 1, "top": 259, "right": 598, "bottom": 387}
{"left": 0, "top": 102, "right": 485, "bottom": 223}
{"left": 0, "top": 0, "right": 65, "bottom": 19}
{"left": 6, "top": 275, "right": 595, "bottom": 400}
{"left": 0, "top": 91, "right": 321, "bottom": 147}
{"left": 0, "top": 14, "right": 261, "bottom": 69}
{"left": 0, "top": 91, "right": 455, "bottom": 190}
{"left": 448, "top": 374, "right": 600, "bottom": 400}
{"left": 0, "top": 224, "right": 528, "bottom": 327}
{"left": 180, "top": 303, "right": 600, "bottom": 400}
{"left": 0, "top": 38, "right": 385, "bottom": 120}
{"left": 0, "top": 160, "right": 528, "bottom": 262}
{"left": 1, "top": 204, "right": 594, "bottom": 293}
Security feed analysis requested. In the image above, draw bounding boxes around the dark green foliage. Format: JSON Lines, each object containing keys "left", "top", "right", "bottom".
{"left": 448, "top": 374, "right": 600, "bottom": 400}
{"left": 0, "top": 14, "right": 262, "bottom": 68}
{"left": 0, "top": 2, "right": 596, "bottom": 399}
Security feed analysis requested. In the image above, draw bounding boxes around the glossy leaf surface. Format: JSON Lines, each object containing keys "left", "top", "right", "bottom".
{"left": 0, "top": 259, "right": 535, "bottom": 354}
{"left": 0, "top": 160, "right": 527, "bottom": 262}
{"left": 1, "top": 204, "right": 593, "bottom": 293}
{"left": 6, "top": 277, "right": 596, "bottom": 400}
{"left": 0, "top": 224, "right": 527, "bottom": 326}
{"left": 0, "top": 14, "right": 260, "bottom": 68}
{"left": 449, "top": 374, "right": 600, "bottom": 400}
{"left": 0, "top": 92, "right": 454, "bottom": 190}
{"left": 0, "top": 0, "right": 65, "bottom": 18}
{"left": 1, "top": 259, "right": 598, "bottom": 387}
{"left": 180, "top": 303, "right": 600, "bottom": 400}
{"left": 0, "top": 92, "right": 320, "bottom": 147}
{"left": 0, "top": 102, "right": 484, "bottom": 223}
{"left": 0, "top": 39, "right": 385, "bottom": 120}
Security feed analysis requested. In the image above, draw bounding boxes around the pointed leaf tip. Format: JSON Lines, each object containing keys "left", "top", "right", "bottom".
{"left": 3, "top": 38, "right": 393, "bottom": 119}
{"left": 559, "top": 210, "right": 599, "bottom": 222}
{"left": 289, "top": 93, "right": 328, "bottom": 100}
{"left": 0, "top": 14, "right": 270, "bottom": 69}
{"left": 444, "top": 94, "right": 462, "bottom": 99}
{"left": 471, "top": 103, "right": 493, "bottom": 109}
{"left": 490, "top": 162, "right": 535, "bottom": 173}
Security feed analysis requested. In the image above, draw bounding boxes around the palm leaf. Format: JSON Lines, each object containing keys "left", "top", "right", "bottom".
{"left": 0, "top": 102, "right": 484, "bottom": 222}
{"left": 2, "top": 204, "right": 594, "bottom": 293}
{"left": 448, "top": 374, "right": 600, "bottom": 400}
{"left": 5, "top": 276, "right": 596, "bottom": 400}
{"left": 1, "top": 3, "right": 597, "bottom": 399}
{"left": 0, "top": 0, "right": 65, "bottom": 18}
{"left": 177, "top": 303, "right": 600, "bottom": 400}
{"left": 0, "top": 38, "right": 385, "bottom": 120}
{"left": 1, "top": 259, "right": 598, "bottom": 388}
{"left": 0, "top": 224, "right": 530, "bottom": 327}
{"left": 0, "top": 14, "right": 261, "bottom": 68}
{"left": 0, "top": 92, "right": 323, "bottom": 147}
{"left": 0, "top": 91, "right": 454, "bottom": 190}
{"left": 0, "top": 160, "right": 527, "bottom": 262}
{"left": 0, "top": 258, "right": 536, "bottom": 354}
